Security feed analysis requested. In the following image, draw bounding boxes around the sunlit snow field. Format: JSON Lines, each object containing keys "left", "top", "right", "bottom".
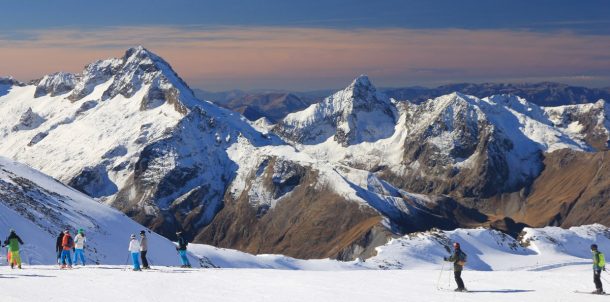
{"left": 1, "top": 264, "right": 606, "bottom": 302}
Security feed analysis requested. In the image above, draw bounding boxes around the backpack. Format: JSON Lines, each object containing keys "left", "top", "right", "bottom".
{"left": 599, "top": 252, "right": 606, "bottom": 267}
{"left": 67, "top": 236, "right": 74, "bottom": 248}
{"left": 457, "top": 250, "right": 467, "bottom": 266}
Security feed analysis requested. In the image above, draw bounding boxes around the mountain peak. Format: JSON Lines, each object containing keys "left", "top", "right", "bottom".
{"left": 350, "top": 74, "right": 372, "bottom": 88}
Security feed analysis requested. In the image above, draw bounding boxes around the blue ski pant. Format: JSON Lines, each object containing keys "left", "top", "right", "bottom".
{"left": 61, "top": 250, "right": 72, "bottom": 266}
{"left": 131, "top": 252, "right": 141, "bottom": 270}
{"left": 73, "top": 249, "right": 86, "bottom": 265}
{"left": 178, "top": 250, "right": 190, "bottom": 266}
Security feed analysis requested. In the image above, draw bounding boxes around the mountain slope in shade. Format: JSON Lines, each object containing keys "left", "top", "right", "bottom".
{"left": 0, "top": 156, "right": 192, "bottom": 265}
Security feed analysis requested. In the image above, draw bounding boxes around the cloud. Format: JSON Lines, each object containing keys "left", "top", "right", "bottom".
{"left": 1, "top": 26, "right": 609, "bottom": 90}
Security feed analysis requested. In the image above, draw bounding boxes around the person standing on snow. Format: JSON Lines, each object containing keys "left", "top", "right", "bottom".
{"left": 176, "top": 231, "right": 191, "bottom": 268}
{"left": 128, "top": 234, "right": 141, "bottom": 271}
{"left": 73, "top": 229, "right": 86, "bottom": 266}
{"left": 139, "top": 230, "right": 150, "bottom": 269}
{"left": 56, "top": 231, "right": 65, "bottom": 265}
{"left": 444, "top": 242, "right": 467, "bottom": 292}
{"left": 591, "top": 244, "right": 606, "bottom": 295}
{"left": 61, "top": 230, "right": 74, "bottom": 269}
{"left": 4, "top": 229, "right": 24, "bottom": 269}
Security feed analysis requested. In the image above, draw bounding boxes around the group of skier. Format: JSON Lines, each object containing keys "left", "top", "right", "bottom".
{"left": 4, "top": 228, "right": 192, "bottom": 271}
{"left": 3, "top": 227, "right": 605, "bottom": 294}
{"left": 55, "top": 228, "right": 87, "bottom": 268}
{"left": 443, "top": 241, "right": 607, "bottom": 295}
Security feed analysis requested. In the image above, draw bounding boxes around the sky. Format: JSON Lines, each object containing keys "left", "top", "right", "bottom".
{"left": 1, "top": 0, "right": 610, "bottom": 91}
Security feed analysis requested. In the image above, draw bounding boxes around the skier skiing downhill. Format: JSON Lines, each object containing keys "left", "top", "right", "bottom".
{"left": 128, "top": 234, "right": 141, "bottom": 271}
{"left": 73, "top": 229, "right": 86, "bottom": 266}
{"left": 4, "top": 229, "right": 24, "bottom": 269}
{"left": 176, "top": 231, "right": 191, "bottom": 268}
{"left": 444, "top": 242, "right": 467, "bottom": 292}
{"left": 139, "top": 230, "right": 150, "bottom": 269}
{"left": 591, "top": 244, "right": 606, "bottom": 295}
{"left": 61, "top": 229, "right": 75, "bottom": 269}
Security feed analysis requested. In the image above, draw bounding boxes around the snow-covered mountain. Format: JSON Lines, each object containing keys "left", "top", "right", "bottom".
{"left": 275, "top": 75, "right": 397, "bottom": 146}
{"left": 2, "top": 47, "right": 610, "bottom": 261}
{"left": 0, "top": 156, "right": 192, "bottom": 265}
{"left": 0, "top": 48, "right": 461, "bottom": 260}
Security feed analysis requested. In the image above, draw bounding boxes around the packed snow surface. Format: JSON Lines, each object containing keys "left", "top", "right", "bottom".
{"left": 1, "top": 265, "right": 606, "bottom": 302}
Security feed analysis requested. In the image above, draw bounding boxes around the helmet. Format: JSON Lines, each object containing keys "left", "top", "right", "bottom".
{"left": 140, "top": 230, "right": 146, "bottom": 235}
{"left": 591, "top": 244, "right": 598, "bottom": 250}
{"left": 78, "top": 228, "right": 84, "bottom": 234}
{"left": 453, "top": 242, "right": 460, "bottom": 248}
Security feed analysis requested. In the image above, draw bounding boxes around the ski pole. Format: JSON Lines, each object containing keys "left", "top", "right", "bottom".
{"left": 123, "top": 252, "right": 131, "bottom": 271}
{"left": 436, "top": 261, "right": 445, "bottom": 290}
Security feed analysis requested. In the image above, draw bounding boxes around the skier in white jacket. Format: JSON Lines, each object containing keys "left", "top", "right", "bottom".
{"left": 128, "top": 234, "right": 141, "bottom": 271}
{"left": 73, "top": 229, "right": 86, "bottom": 266}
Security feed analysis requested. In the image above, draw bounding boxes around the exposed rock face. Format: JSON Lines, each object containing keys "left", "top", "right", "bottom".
{"left": 12, "top": 108, "right": 45, "bottom": 131}
{"left": 503, "top": 149, "right": 610, "bottom": 228}
{"left": 196, "top": 166, "right": 389, "bottom": 260}
{"left": 34, "top": 72, "right": 77, "bottom": 97}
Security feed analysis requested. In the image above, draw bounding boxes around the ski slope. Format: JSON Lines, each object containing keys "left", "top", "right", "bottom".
{"left": 1, "top": 264, "right": 606, "bottom": 302}
{"left": 0, "top": 156, "right": 196, "bottom": 266}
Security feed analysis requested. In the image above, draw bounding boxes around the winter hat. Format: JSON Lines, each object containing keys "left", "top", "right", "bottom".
{"left": 78, "top": 228, "right": 84, "bottom": 234}
{"left": 140, "top": 230, "right": 146, "bottom": 235}
{"left": 9, "top": 229, "right": 15, "bottom": 233}
{"left": 130, "top": 234, "right": 136, "bottom": 239}
{"left": 64, "top": 230, "right": 70, "bottom": 234}
{"left": 592, "top": 244, "right": 599, "bottom": 250}
{"left": 453, "top": 242, "right": 460, "bottom": 248}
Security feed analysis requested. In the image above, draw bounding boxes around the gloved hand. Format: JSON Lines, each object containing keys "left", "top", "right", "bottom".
{"left": 443, "top": 257, "right": 447, "bottom": 261}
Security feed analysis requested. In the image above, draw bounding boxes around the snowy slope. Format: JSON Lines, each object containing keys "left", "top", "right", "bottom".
{"left": 185, "top": 224, "right": 610, "bottom": 273}
{"left": 367, "top": 224, "right": 610, "bottom": 271}
{"left": 2, "top": 265, "right": 604, "bottom": 302}
{"left": 0, "top": 156, "right": 194, "bottom": 265}
{"left": 544, "top": 99, "right": 610, "bottom": 150}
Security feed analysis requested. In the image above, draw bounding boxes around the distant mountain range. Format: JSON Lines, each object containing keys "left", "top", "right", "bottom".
{"left": 2, "top": 47, "right": 610, "bottom": 261}
{"left": 196, "top": 83, "right": 610, "bottom": 123}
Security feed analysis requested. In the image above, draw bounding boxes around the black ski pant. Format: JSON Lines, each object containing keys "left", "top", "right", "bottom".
{"left": 594, "top": 269, "right": 603, "bottom": 290}
{"left": 141, "top": 250, "right": 149, "bottom": 268}
{"left": 454, "top": 270, "right": 465, "bottom": 289}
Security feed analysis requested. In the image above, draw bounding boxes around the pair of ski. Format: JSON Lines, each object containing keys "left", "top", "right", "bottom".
{"left": 573, "top": 290, "right": 607, "bottom": 295}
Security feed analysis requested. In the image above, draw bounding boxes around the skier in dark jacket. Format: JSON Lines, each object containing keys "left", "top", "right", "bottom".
{"left": 140, "top": 230, "right": 150, "bottom": 269}
{"left": 591, "top": 244, "right": 606, "bottom": 295}
{"left": 56, "top": 232, "right": 65, "bottom": 265}
{"left": 176, "top": 231, "right": 191, "bottom": 268}
{"left": 444, "top": 242, "right": 467, "bottom": 292}
{"left": 4, "top": 229, "right": 24, "bottom": 269}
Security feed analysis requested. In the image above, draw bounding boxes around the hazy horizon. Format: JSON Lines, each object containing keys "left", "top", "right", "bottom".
{"left": 1, "top": 1, "right": 609, "bottom": 90}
